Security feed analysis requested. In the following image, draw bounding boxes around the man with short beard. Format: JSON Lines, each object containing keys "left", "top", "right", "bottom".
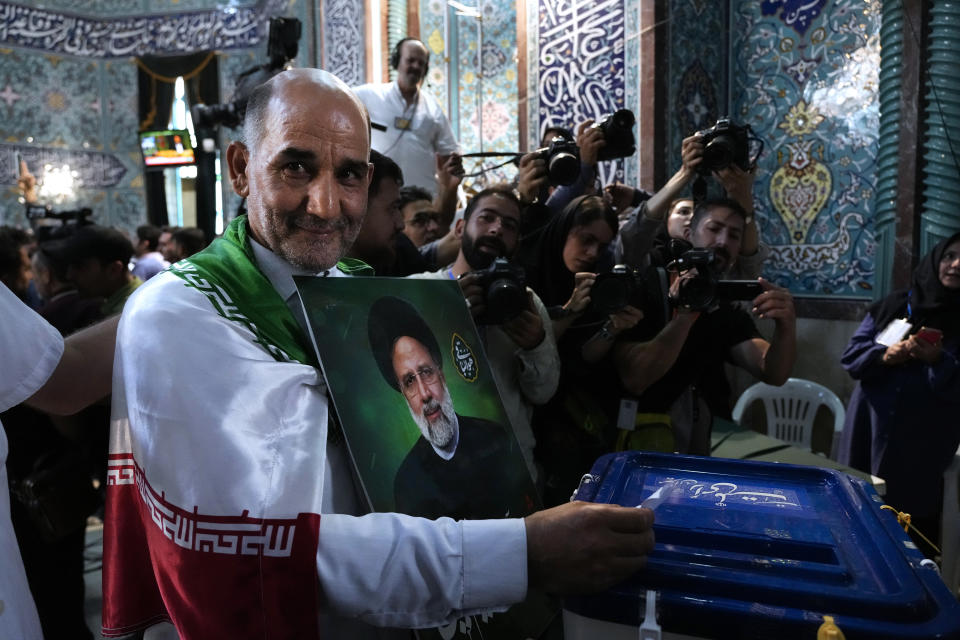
{"left": 409, "top": 185, "right": 559, "bottom": 481}
{"left": 103, "top": 68, "right": 656, "bottom": 640}
{"left": 368, "top": 294, "right": 536, "bottom": 520}
{"left": 611, "top": 197, "right": 797, "bottom": 456}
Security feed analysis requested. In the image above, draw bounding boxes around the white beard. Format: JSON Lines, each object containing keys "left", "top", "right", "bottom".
{"left": 408, "top": 384, "right": 459, "bottom": 452}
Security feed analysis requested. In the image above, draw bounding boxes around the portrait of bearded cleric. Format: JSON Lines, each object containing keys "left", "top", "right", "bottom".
{"left": 295, "top": 276, "right": 538, "bottom": 519}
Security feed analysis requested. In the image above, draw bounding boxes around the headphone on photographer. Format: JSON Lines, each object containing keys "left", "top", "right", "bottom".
{"left": 390, "top": 37, "right": 429, "bottom": 74}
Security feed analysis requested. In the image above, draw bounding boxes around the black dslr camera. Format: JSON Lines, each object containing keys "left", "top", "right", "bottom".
{"left": 591, "top": 264, "right": 671, "bottom": 329}
{"left": 191, "top": 17, "right": 302, "bottom": 130}
{"left": 591, "top": 265, "right": 645, "bottom": 316}
{"left": 668, "top": 244, "right": 763, "bottom": 311}
{"left": 531, "top": 137, "right": 581, "bottom": 186}
{"left": 591, "top": 109, "right": 637, "bottom": 162}
{"left": 471, "top": 258, "right": 528, "bottom": 324}
{"left": 696, "top": 117, "right": 760, "bottom": 175}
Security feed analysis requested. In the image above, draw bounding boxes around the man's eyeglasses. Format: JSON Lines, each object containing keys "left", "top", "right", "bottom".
{"left": 475, "top": 211, "right": 520, "bottom": 234}
{"left": 400, "top": 365, "right": 439, "bottom": 398}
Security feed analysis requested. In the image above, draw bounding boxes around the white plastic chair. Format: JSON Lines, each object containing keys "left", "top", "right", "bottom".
{"left": 731, "top": 377, "right": 846, "bottom": 454}
{"left": 941, "top": 445, "right": 960, "bottom": 597}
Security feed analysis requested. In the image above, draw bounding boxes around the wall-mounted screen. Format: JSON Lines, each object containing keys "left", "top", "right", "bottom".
{"left": 140, "top": 129, "right": 195, "bottom": 168}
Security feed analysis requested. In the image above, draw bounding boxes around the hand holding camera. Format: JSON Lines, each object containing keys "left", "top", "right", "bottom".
{"left": 679, "top": 134, "right": 704, "bottom": 180}
{"left": 457, "top": 272, "right": 486, "bottom": 319}
{"left": 695, "top": 117, "right": 761, "bottom": 176}
{"left": 565, "top": 271, "right": 597, "bottom": 315}
{"left": 516, "top": 152, "right": 549, "bottom": 204}
{"left": 525, "top": 109, "right": 637, "bottom": 187}
{"left": 501, "top": 293, "right": 546, "bottom": 350}
{"left": 577, "top": 119, "right": 606, "bottom": 167}
{"left": 750, "top": 278, "right": 795, "bottom": 328}
{"left": 603, "top": 182, "right": 636, "bottom": 212}
{"left": 607, "top": 305, "right": 644, "bottom": 333}
{"left": 463, "top": 258, "right": 529, "bottom": 325}
{"left": 436, "top": 152, "right": 465, "bottom": 190}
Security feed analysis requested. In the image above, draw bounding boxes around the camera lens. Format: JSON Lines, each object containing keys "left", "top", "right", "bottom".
{"left": 548, "top": 152, "right": 580, "bottom": 186}
{"left": 703, "top": 134, "right": 735, "bottom": 170}
{"left": 677, "top": 277, "right": 715, "bottom": 311}
{"left": 485, "top": 278, "right": 527, "bottom": 324}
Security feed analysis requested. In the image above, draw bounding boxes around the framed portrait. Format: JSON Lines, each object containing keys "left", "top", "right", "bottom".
{"left": 295, "top": 275, "right": 555, "bottom": 639}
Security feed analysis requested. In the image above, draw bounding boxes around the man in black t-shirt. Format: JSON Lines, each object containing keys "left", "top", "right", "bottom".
{"left": 611, "top": 198, "right": 796, "bottom": 454}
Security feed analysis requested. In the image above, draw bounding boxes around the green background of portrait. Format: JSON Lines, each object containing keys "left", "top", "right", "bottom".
{"left": 296, "top": 276, "right": 523, "bottom": 512}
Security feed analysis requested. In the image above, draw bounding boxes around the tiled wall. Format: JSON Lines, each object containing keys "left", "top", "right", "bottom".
{"left": 732, "top": 0, "right": 880, "bottom": 298}
{"left": 665, "top": 0, "right": 728, "bottom": 175}
{"left": 418, "top": 0, "right": 520, "bottom": 188}
{"left": 0, "top": 0, "right": 290, "bottom": 234}
{"left": 323, "top": 0, "right": 366, "bottom": 87}
{"left": 527, "top": 0, "right": 630, "bottom": 186}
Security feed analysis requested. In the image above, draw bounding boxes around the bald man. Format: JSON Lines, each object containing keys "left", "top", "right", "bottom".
{"left": 102, "top": 69, "right": 655, "bottom": 640}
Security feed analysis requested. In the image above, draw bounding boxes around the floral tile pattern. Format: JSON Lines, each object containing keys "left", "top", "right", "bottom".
{"left": 666, "top": 0, "right": 726, "bottom": 176}
{"left": 732, "top": 0, "right": 880, "bottom": 297}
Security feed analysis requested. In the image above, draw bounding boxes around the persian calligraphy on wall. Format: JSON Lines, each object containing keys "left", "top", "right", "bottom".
{"left": 0, "top": 143, "right": 127, "bottom": 188}
{"left": 0, "top": 0, "right": 285, "bottom": 58}
{"left": 534, "top": 0, "right": 625, "bottom": 185}
{"left": 323, "top": 0, "right": 365, "bottom": 87}
{"left": 733, "top": 0, "right": 880, "bottom": 297}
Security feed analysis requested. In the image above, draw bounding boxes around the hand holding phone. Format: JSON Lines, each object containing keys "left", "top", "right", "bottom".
{"left": 916, "top": 327, "right": 943, "bottom": 345}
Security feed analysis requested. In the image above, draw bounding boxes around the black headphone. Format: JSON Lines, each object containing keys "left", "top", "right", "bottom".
{"left": 390, "top": 37, "right": 429, "bottom": 74}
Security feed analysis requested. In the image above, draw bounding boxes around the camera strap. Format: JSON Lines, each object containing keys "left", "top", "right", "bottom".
{"left": 381, "top": 89, "right": 420, "bottom": 157}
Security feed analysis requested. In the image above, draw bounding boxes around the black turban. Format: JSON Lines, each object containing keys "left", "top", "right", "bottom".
{"left": 367, "top": 296, "right": 442, "bottom": 392}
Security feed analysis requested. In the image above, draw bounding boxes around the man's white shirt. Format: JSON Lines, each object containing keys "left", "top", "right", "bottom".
{"left": 353, "top": 81, "right": 459, "bottom": 194}
{"left": 110, "top": 245, "right": 527, "bottom": 636}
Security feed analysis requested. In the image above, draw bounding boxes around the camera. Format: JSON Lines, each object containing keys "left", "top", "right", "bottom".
{"left": 591, "top": 265, "right": 644, "bottom": 316}
{"left": 667, "top": 245, "right": 763, "bottom": 311}
{"left": 530, "top": 137, "right": 581, "bottom": 186}
{"left": 591, "top": 109, "right": 637, "bottom": 162}
{"left": 190, "top": 17, "right": 302, "bottom": 130}
{"left": 696, "top": 117, "right": 757, "bottom": 175}
{"left": 471, "top": 258, "right": 528, "bottom": 324}
{"left": 589, "top": 265, "right": 671, "bottom": 331}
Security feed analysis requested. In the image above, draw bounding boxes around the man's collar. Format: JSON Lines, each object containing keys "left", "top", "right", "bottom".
{"left": 249, "top": 237, "right": 343, "bottom": 302}
{"left": 392, "top": 80, "right": 419, "bottom": 104}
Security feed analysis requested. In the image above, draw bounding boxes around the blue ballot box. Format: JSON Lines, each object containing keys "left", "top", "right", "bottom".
{"left": 565, "top": 451, "right": 960, "bottom": 640}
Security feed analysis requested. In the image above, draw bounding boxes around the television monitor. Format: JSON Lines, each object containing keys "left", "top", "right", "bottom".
{"left": 140, "top": 129, "right": 195, "bottom": 168}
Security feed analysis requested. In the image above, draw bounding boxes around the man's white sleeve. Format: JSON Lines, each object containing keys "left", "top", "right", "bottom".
{"left": 0, "top": 284, "right": 63, "bottom": 410}
{"left": 318, "top": 514, "right": 527, "bottom": 627}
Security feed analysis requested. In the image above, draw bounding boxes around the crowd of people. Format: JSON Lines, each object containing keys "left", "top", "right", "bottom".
{"left": 0, "top": 38, "right": 956, "bottom": 640}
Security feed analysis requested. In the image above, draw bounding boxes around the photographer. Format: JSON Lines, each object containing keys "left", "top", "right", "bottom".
{"left": 408, "top": 185, "right": 559, "bottom": 481}
{"left": 516, "top": 118, "right": 614, "bottom": 236}
{"left": 611, "top": 198, "right": 796, "bottom": 455}
{"left": 353, "top": 37, "right": 461, "bottom": 195}
{"left": 612, "top": 132, "right": 768, "bottom": 278}
{"left": 520, "top": 195, "right": 645, "bottom": 505}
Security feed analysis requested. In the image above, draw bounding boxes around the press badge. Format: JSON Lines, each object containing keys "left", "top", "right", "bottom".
{"left": 617, "top": 398, "right": 639, "bottom": 431}
{"left": 875, "top": 318, "right": 912, "bottom": 347}
{"left": 394, "top": 117, "right": 412, "bottom": 130}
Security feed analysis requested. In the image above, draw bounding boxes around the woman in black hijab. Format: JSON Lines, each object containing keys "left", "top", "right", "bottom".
{"left": 837, "top": 231, "right": 960, "bottom": 557}
{"left": 520, "top": 196, "right": 641, "bottom": 505}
